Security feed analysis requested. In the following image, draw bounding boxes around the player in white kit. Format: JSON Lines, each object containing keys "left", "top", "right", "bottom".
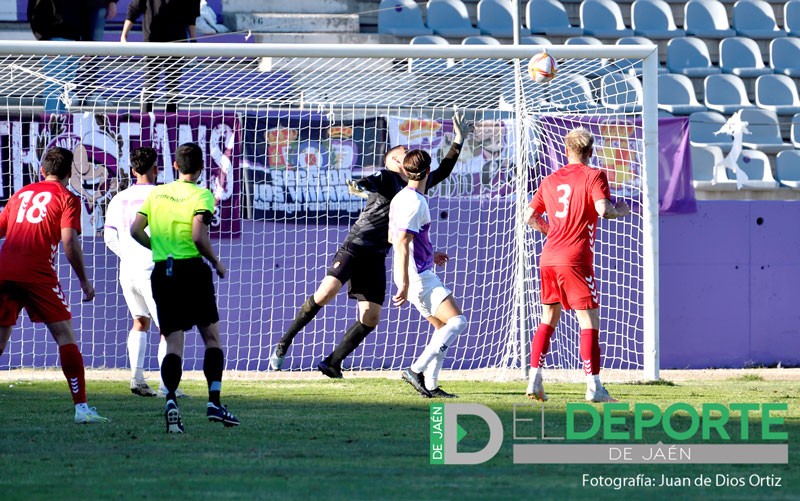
{"left": 104, "top": 147, "right": 178, "bottom": 397}
{"left": 389, "top": 150, "right": 468, "bottom": 398}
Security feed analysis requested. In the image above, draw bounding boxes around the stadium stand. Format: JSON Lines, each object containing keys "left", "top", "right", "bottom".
{"left": 631, "top": 0, "right": 685, "bottom": 40}
{"left": 754, "top": 74, "right": 800, "bottom": 117}
{"left": 564, "top": 35, "right": 614, "bottom": 76}
{"left": 792, "top": 113, "right": 800, "bottom": 148}
{"left": 616, "top": 36, "right": 667, "bottom": 75}
{"left": 548, "top": 74, "right": 603, "bottom": 111}
{"left": 408, "top": 35, "right": 451, "bottom": 73}
{"left": 738, "top": 109, "right": 793, "bottom": 155}
{"left": 732, "top": 0, "right": 787, "bottom": 39}
{"left": 477, "top": 0, "right": 530, "bottom": 37}
{"left": 666, "top": 37, "right": 721, "bottom": 77}
{"left": 775, "top": 150, "right": 800, "bottom": 189}
{"left": 526, "top": 0, "right": 583, "bottom": 36}
{"left": 690, "top": 144, "right": 729, "bottom": 191}
{"left": 719, "top": 37, "right": 772, "bottom": 78}
{"left": 658, "top": 73, "right": 706, "bottom": 115}
{"left": 579, "top": 0, "right": 634, "bottom": 38}
{"left": 520, "top": 35, "right": 552, "bottom": 45}
{"left": 684, "top": 0, "right": 737, "bottom": 39}
{"left": 719, "top": 149, "right": 779, "bottom": 190}
{"left": 703, "top": 74, "right": 756, "bottom": 114}
{"left": 377, "top": 0, "right": 432, "bottom": 36}
{"left": 462, "top": 35, "right": 501, "bottom": 44}
{"left": 769, "top": 38, "right": 800, "bottom": 77}
{"left": 690, "top": 111, "right": 734, "bottom": 152}
{"left": 426, "top": 0, "right": 481, "bottom": 37}
{"left": 600, "top": 72, "right": 643, "bottom": 113}
{"left": 786, "top": 0, "right": 800, "bottom": 36}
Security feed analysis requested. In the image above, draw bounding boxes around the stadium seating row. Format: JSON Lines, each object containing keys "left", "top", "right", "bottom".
{"left": 691, "top": 146, "right": 800, "bottom": 191}
{"left": 660, "top": 73, "right": 800, "bottom": 116}
{"left": 378, "top": 0, "right": 799, "bottom": 40}
{"left": 689, "top": 110, "right": 800, "bottom": 153}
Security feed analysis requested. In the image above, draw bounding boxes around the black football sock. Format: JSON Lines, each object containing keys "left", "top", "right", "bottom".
{"left": 326, "top": 321, "right": 375, "bottom": 368}
{"left": 161, "top": 353, "right": 183, "bottom": 402}
{"left": 278, "top": 296, "right": 322, "bottom": 351}
{"left": 203, "top": 347, "right": 224, "bottom": 406}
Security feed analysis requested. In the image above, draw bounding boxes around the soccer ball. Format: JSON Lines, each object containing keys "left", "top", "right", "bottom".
{"left": 527, "top": 52, "right": 558, "bottom": 83}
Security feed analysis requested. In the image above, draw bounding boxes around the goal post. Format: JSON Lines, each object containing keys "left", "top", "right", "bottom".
{"left": 0, "top": 41, "right": 659, "bottom": 381}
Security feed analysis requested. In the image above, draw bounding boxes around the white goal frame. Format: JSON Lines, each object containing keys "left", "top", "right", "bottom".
{"left": 0, "top": 41, "right": 659, "bottom": 381}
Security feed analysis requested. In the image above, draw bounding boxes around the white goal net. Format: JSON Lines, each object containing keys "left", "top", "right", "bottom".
{"left": 0, "top": 42, "right": 659, "bottom": 381}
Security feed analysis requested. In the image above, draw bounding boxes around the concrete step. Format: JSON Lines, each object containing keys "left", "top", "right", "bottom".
{"left": 252, "top": 32, "right": 388, "bottom": 44}
{"left": 223, "top": 0, "right": 359, "bottom": 14}
{"left": 225, "top": 13, "right": 360, "bottom": 33}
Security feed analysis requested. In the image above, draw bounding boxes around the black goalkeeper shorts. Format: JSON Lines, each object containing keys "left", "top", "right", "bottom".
{"left": 325, "top": 245, "right": 387, "bottom": 305}
{"left": 151, "top": 257, "right": 220, "bottom": 334}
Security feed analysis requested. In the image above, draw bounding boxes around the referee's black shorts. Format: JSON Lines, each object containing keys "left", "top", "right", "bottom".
{"left": 151, "top": 257, "right": 220, "bottom": 334}
{"left": 325, "top": 244, "right": 387, "bottom": 305}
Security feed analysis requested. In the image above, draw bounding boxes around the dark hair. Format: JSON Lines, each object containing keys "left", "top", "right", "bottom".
{"left": 402, "top": 149, "right": 431, "bottom": 181}
{"left": 42, "top": 147, "right": 73, "bottom": 179}
{"left": 130, "top": 147, "right": 158, "bottom": 175}
{"left": 384, "top": 144, "right": 406, "bottom": 166}
{"left": 175, "top": 143, "right": 203, "bottom": 174}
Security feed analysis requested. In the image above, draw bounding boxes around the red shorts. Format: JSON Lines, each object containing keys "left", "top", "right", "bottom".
{"left": 0, "top": 280, "right": 72, "bottom": 326}
{"left": 540, "top": 265, "right": 599, "bottom": 311}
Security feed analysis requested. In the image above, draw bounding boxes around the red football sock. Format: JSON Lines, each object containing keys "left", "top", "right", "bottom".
{"left": 59, "top": 343, "right": 86, "bottom": 405}
{"left": 530, "top": 324, "right": 555, "bottom": 368}
{"left": 580, "top": 329, "right": 600, "bottom": 376}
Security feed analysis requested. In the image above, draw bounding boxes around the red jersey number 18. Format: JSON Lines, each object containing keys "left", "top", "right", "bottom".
{"left": 15, "top": 191, "right": 53, "bottom": 224}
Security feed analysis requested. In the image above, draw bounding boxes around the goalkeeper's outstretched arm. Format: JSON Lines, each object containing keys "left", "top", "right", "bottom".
{"left": 429, "top": 110, "right": 469, "bottom": 187}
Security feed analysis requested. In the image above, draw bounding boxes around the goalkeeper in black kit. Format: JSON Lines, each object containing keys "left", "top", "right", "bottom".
{"left": 270, "top": 112, "right": 469, "bottom": 378}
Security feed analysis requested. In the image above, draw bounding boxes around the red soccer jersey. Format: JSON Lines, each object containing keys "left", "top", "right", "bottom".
{"left": 0, "top": 180, "right": 82, "bottom": 282}
{"left": 529, "top": 163, "right": 611, "bottom": 267}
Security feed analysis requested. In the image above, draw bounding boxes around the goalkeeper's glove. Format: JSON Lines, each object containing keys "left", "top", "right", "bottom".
{"left": 347, "top": 179, "right": 368, "bottom": 199}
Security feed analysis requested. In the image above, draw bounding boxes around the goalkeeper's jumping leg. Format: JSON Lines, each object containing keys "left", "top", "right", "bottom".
{"left": 270, "top": 276, "right": 341, "bottom": 370}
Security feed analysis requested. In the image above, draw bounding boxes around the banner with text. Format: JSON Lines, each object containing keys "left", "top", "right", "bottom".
{"left": 244, "top": 111, "right": 386, "bottom": 221}
{"left": 0, "top": 112, "right": 242, "bottom": 237}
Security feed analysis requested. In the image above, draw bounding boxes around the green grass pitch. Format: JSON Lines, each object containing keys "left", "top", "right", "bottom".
{"left": 0, "top": 373, "right": 797, "bottom": 500}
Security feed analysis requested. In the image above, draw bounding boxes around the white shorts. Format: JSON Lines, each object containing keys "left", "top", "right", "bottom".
{"left": 120, "top": 272, "right": 159, "bottom": 328}
{"left": 407, "top": 270, "right": 452, "bottom": 318}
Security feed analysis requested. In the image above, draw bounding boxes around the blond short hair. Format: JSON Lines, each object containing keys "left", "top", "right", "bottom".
{"left": 565, "top": 127, "right": 594, "bottom": 160}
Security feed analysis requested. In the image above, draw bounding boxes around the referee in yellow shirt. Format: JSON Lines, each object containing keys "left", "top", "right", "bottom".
{"left": 131, "top": 142, "right": 239, "bottom": 433}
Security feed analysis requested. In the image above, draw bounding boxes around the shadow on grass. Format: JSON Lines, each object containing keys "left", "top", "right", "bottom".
{"left": 0, "top": 378, "right": 796, "bottom": 500}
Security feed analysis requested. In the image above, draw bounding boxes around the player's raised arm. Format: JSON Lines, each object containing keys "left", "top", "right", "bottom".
{"left": 429, "top": 110, "right": 469, "bottom": 187}
{"left": 61, "top": 227, "right": 94, "bottom": 301}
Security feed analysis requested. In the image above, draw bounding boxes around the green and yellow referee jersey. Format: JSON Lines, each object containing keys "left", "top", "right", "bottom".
{"left": 138, "top": 180, "right": 215, "bottom": 262}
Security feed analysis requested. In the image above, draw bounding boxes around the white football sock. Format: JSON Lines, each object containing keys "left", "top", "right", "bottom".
{"left": 420, "top": 315, "right": 468, "bottom": 389}
{"left": 587, "top": 374, "right": 601, "bottom": 391}
{"left": 127, "top": 329, "right": 147, "bottom": 380}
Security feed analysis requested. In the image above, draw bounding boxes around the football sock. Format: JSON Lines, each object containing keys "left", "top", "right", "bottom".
{"left": 326, "top": 321, "right": 375, "bottom": 368}
{"left": 127, "top": 329, "right": 147, "bottom": 380}
{"left": 59, "top": 343, "right": 86, "bottom": 405}
{"left": 412, "top": 315, "right": 467, "bottom": 375}
{"left": 161, "top": 353, "right": 183, "bottom": 402}
{"left": 587, "top": 374, "right": 601, "bottom": 392}
{"left": 278, "top": 296, "right": 322, "bottom": 348}
{"left": 157, "top": 337, "right": 167, "bottom": 391}
{"left": 580, "top": 329, "right": 600, "bottom": 376}
{"left": 204, "top": 347, "right": 224, "bottom": 406}
{"left": 530, "top": 324, "right": 556, "bottom": 368}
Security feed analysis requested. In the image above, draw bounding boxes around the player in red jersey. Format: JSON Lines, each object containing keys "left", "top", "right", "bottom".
{"left": 0, "top": 147, "right": 108, "bottom": 423}
{"left": 524, "top": 127, "right": 630, "bottom": 403}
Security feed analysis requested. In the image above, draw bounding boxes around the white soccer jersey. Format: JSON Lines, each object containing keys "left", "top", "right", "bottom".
{"left": 104, "top": 184, "right": 155, "bottom": 281}
{"left": 389, "top": 187, "right": 434, "bottom": 282}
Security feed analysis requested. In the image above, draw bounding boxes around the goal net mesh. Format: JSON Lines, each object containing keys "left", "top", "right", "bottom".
{"left": 0, "top": 46, "right": 649, "bottom": 381}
